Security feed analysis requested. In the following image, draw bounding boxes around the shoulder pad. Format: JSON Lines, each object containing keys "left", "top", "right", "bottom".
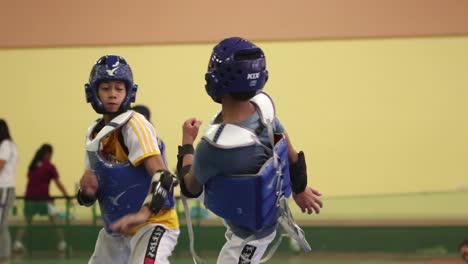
{"left": 250, "top": 92, "right": 276, "bottom": 126}
{"left": 203, "top": 124, "right": 257, "bottom": 148}
{"left": 86, "top": 111, "right": 134, "bottom": 152}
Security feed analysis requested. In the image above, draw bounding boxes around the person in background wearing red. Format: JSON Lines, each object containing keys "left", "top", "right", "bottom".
{"left": 13, "top": 143, "right": 70, "bottom": 253}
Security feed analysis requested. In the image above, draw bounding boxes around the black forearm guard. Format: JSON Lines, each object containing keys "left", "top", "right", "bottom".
{"left": 176, "top": 144, "right": 202, "bottom": 198}
{"left": 76, "top": 189, "right": 96, "bottom": 207}
{"left": 177, "top": 165, "right": 202, "bottom": 198}
{"left": 146, "top": 170, "right": 175, "bottom": 214}
{"left": 289, "top": 151, "right": 308, "bottom": 194}
{"left": 176, "top": 144, "right": 194, "bottom": 172}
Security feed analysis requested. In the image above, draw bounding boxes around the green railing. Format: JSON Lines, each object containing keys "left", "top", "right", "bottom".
{"left": 10, "top": 195, "right": 209, "bottom": 258}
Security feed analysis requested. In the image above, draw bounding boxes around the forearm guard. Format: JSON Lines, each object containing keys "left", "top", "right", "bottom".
{"left": 176, "top": 144, "right": 194, "bottom": 172}
{"left": 143, "top": 170, "right": 175, "bottom": 214}
{"left": 76, "top": 189, "right": 96, "bottom": 207}
{"left": 176, "top": 144, "right": 202, "bottom": 198}
{"left": 289, "top": 151, "right": 308, "bottom": 194}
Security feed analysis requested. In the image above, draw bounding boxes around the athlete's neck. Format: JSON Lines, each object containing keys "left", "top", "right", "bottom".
{"left": 102, "top": 113, "right": 119, "bottom": 124}
{"left": 221, "top": 98, "right": 256, "bottom": 123}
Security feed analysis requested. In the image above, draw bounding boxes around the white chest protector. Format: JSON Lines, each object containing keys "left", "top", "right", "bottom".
{"left": 86, "top": 111, "right": 174, "bottom": 233}
{"left": 202, "top": 92, "right": 292, "bottom": 231}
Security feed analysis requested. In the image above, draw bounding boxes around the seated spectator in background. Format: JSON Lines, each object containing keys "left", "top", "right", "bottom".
{"left": 13, "top": 144, "right": 70, "bottom": 253}
{"left": 460, "top": 239, "right": 468, "bottom": 263}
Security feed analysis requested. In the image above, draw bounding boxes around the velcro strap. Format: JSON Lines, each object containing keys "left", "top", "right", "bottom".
{"left": 178, "top": 144, "right": 194, "bottom": 157}
{"left": 177, "top": 144, "right": 194, "bottom": 172}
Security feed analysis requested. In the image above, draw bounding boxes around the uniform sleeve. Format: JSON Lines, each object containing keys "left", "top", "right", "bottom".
{"left": 49, "top": 163, "right": 59, "bottom": 180}
{"left": 0, "top": 140, "right": 9, "bottom": 161}
{"left": 84, "top": 126, "right": 94, "bottom": 170}
{"left": 122, "top": 113, "right": 161, "bottom": 166}
{"left": 192, "top": 140, "right": 219, "bottom": 185}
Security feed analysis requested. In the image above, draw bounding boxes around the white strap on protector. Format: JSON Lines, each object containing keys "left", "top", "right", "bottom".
{"left": 181, "top": 195, "right": 206, "bottom": 264}
{"left": 277, "top": 197, "right": 312, "bottom": 252}
{"left": 250, "top": 92, "right": 276, "bottom": 127}
{"left": 86, "top": 111, "right": 134, "bottom": 152}
{"left": 203, "top": 124, "right": 258, "bottom": 149}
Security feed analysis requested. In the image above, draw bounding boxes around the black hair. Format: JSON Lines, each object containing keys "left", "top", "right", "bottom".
{"left": 28, "top": 144, "right": 53, "bottom": 172}
{"left": 131, "top": 105, "right": 151, "bottom": 121}
{"left": 0, "top": 119, "right": 12, "bottom": 143}
{"left": 229, "top": 91, "right": 257, "bottom": 101}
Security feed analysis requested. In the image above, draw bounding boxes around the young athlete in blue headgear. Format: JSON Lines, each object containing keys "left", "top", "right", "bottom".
{"left": 77, "top": 55, "right": 179, "bottom": 264}
{"left": 177, "top": 37, "right": 323, "bottom": 264}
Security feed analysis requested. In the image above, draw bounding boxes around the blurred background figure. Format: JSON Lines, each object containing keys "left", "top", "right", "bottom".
{"left": 460, "top": 240, "right": 468, "bottom": 263}
{"left": 131, "top": 105, "right": 151, "bottom": 121}
{"left": 13, "top": 144, "right": 70, "bottom": 253}
{"left": 0, "top": 119, "right": 18, "bottom": 264}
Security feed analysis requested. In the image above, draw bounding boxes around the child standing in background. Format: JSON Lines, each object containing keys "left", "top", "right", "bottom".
{"left": 13, "top": 143, "right": 70, "bottom": 253}
{"left": 0, "top": 119, "right": 18, "bottom": 264}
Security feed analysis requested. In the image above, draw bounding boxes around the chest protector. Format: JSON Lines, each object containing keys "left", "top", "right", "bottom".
{"left": 203, "top": 92, "right": 292, "bottom": 231}
{"left": 86, "top": 111, "right": 175, "bottom": 233}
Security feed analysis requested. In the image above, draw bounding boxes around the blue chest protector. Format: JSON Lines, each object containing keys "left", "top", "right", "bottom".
{"left": 86, "top": 111, "right": 175, "bottom": 233}
{"left": 202, "top": 92, "right": 292, "bottom": 231}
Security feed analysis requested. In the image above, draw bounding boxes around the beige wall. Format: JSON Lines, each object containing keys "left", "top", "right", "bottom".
{"left": 1, "top": 37, "right": 468, "bottom": 197}
{"left": 1, "top": 0, "right": 468, "bottom": 48}
{"left": 1, "top": 1, "right": 467, "bottom": 197}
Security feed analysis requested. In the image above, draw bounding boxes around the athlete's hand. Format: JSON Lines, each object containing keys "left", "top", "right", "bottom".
{"left": 110, "top": 206, "right": 152, "bottom": 233}
{"left": 182, "top": 118, "right": 202, "bottom": 145}
{"left": 293, "top": 186, "right": 322, "bottom": 214}
{"left": 79, "top": 170, "right": 98, "bottom": 197}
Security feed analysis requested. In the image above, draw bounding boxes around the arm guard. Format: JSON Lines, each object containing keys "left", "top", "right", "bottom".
{"left": 176, "top": 144, "right": 202, "bottom": 198}
{"left": 176, "top": 144, "right": 194, "bottom": 172}
{"left": 289, "top": 151, "right": 308, "bottom": 194}
{"left": 76, "top": 189, "right": 96, "bottom": 207}
{"left": 177, "top": 165, "right": 202, "bottom": 198}
{"left": 143, "top": 170, "right": 175, "bottom": 214}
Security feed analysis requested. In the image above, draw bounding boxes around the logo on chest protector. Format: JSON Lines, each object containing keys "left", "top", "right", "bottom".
{"left": 238, "top": 244, "right": 257, "bottom": 264}
{"left": 144, "top": 225, "right": 166, "bottom": 264}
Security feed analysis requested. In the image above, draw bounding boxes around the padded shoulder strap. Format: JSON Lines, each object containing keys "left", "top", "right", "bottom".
{"left": 86, "top": 111, "right": 134, "bottom": 152}
{"left": 250, "top": 92, "right": 276, "bottom": 127}
{"left": 203, "top": 124, "right": 257, "bottom": 148}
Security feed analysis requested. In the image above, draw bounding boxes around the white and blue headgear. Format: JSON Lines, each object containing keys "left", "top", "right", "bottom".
{"left": 85, "top": 55, "right": 138, "bottom": 114}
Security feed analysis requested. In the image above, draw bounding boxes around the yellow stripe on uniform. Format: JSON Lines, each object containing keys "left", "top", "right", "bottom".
{"left": 128, "top": 118, "right": 148, "bottom": 153}
{"left": 133, "top": 114, "right": 157, "bottom": 153}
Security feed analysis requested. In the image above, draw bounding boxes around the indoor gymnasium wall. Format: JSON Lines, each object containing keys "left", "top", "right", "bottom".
{"left": 1, "top": 0, "right": 468, "bottom": 47}
{"left": 1, "top": 1, "right": 467, "bottom": 197}
{"left": 2, "top": 37, "right": 468, "bottom": 197}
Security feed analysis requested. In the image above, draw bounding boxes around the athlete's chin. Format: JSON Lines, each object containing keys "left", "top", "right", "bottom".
{"left": 105, "top": 106, "right": 120, "bottom": 112}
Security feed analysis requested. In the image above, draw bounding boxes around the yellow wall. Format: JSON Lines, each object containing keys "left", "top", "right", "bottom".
{"left": 1, "top": 36, "right": 467, "bottom": 197}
